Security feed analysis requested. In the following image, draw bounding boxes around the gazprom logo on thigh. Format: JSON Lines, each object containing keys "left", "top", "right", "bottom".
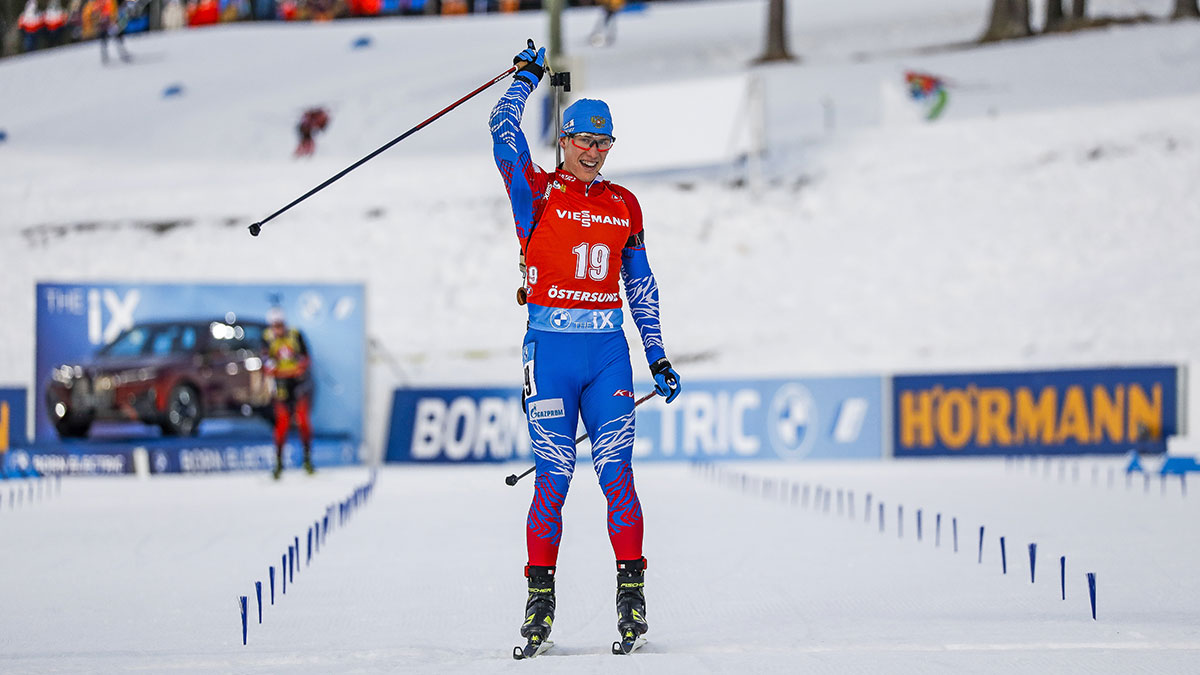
{"left": 768, "top": 384, "right": 817, "bottom": 459}
{"left": 528, "top": 398, "right": 566, "bottom": 421}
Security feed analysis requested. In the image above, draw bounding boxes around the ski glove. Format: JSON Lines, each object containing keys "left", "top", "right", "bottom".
{"left": 650, "top": 358, "right": 682, "bottom": 404}
{"left": 513, "top": 40, "right": 546, "bottom": 87}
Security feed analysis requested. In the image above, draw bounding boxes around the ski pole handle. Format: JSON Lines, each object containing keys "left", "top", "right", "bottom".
{"left": 505, "top": 391, "right": 658, "bottom": 486}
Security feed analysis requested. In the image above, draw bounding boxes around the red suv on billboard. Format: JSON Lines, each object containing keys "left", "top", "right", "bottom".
{"left": 45, "top": 318, "right": 287, "bottom": 438}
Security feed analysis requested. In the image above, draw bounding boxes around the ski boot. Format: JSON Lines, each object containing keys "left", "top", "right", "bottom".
{"left": 513, "top": 565, "right": 555, "bottom": 659}
{"left": 303, "top": 444, "right": 315, "bottom": 475}
{"left": 613, "top": 557, "right": 648, "bottom": 654}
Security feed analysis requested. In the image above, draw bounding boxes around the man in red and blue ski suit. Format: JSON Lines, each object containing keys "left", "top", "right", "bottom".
{"left": 491, "top": 42, "right": 682, "bottom": 653}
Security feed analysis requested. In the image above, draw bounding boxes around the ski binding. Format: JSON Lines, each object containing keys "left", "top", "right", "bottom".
{"left": 612, "top": 633, "right": 647, "bottom": 655}
{"left": 512, "top": 636, "right": 553, "bottom": 660}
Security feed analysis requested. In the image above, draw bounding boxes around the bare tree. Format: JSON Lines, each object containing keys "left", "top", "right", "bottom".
{"left": 756, "top": 0, "right": 796, "bottom": 63}
{"left": 1045, "top": 0, "right": 1065, "bottom": 31}
{"left": 981, "top": 0, "right": 1032, "bottom": 42}
{"left": 1172, "top": 0, "right": 1200, "bottom": 19}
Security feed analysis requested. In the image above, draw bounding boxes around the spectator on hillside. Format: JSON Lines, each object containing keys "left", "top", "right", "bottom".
{"left": 65, "top": 0, "right": 83, "bottom": 41}
{"left": 18, "top": 0, "right": 44, "bottom": 53}
{"left": 97, "top": 0, "right": 132, "bottom": 63}
{"left": 162, "top": 0, "right": 185, "bottom": 29}
{"left": 43, "top": 0, "right": 67, "bottom": 47}
{"left": 589, "top": 0, "right": 624, "bottom": 47}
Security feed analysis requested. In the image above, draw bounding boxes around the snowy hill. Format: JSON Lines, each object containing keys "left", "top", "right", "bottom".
{"left": 3, "top": 0, "right": 1200, "bottom": 453}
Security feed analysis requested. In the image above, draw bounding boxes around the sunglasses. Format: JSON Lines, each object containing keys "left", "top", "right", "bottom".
{"left": 567, "top": 134, "right": 615, "bottom": 152}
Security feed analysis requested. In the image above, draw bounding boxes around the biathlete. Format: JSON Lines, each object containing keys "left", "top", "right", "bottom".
{"left": 263, "top": 307, "right": 314, "bottom": 478}
{"left": 490, "top": 41, "right": 682, "bottom": 656}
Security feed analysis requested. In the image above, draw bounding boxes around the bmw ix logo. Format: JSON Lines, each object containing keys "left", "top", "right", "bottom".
{"left": 550, "top": 310, "right": 572, "bottom": 330}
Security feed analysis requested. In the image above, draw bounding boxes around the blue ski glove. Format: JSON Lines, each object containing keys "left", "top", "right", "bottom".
{"left": 513, "top": 40, "right": 546, "bottom": 87}
{"left": 650, "top": 358, "right": 682, "bottom": 404}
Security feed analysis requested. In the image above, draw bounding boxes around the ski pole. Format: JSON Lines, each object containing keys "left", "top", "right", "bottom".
{"left": 248, "top": 64, "right": 518, "bottom": 237}
{"left": 505, "top": 391, "right": 658, "bottom": 486}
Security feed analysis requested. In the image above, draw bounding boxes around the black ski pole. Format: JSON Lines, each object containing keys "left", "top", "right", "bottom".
{"left": 248, "top": 63, "right": 518, "bottom": 237}
{"left": 505, "top": 391, "right": 658, "bottom": 486}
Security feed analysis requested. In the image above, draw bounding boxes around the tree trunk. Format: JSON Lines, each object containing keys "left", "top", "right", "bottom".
{"left": 980, "top": 0, "right": 1032, "bottom": 42}
{"left": 1045, "top": 0, "right": 1065, "bottom": 31}
{"left": 1172, "top": 0, "right": 1200, "bottom": 19}
{"left": 757, "top": 0, "right": 795, "bottom": 63}
{"left": 1070, "top": 0, "right": 1087, "bottom": 19}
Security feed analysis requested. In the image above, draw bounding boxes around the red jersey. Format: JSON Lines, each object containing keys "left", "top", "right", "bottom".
{"left": 521, "top": 169, "right": 642, "bottom": 311}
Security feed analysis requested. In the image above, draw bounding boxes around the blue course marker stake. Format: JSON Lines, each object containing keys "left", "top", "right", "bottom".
{"left": 315, "top": 521, "right": 320, "bottom": 553}
{"left": 865, "top": 493, "right": 872, "bottom": 522}
{"left": 1028, "top": 543, "right": 1037, "bottom": 583}
{"left": 848, "top": 491, "right": 855, "bottom": 519}
{"left": 879, "top": 502, "right": 885, "bottom": 533}
{"left": 898, "top": 505, "right": 904, "bottom": 538}
{"left": 1087, "top": 572, "right": 1097, "bottom": 620}
{"left": 935, "top": 513, "right": 942, "bottom": 547}
{"left": 255, "top": 581, "right": 263, "bottom": 623}
{"left": 824, "top": 491, "right": 831, "bottom": 514}
{"left": 239, "top": 596, "right": 248, "bottom": 645}
{"left": 1060, "top": 556, "right": 1066, "bottom": 600}
{"left": 802, "top": 484, "right": 810, "bottom": 508}
{"left": 917, "top": 509, "right": 923, "bottom": 542}
{"left": 294, "top": 536, "right": 300, "bottom": 573}
{"left": 1000, "top": 536, "right": 1007, "bottom": 574}
{"left": 978, "top": 526, "right": 985, "bottom": 563}
{"left": 307, "top": 527, "right": 313, "bottom": 566}
{"left": 288, "top": 546, "right": 295, "bottom": 584}
{"left": 282, "top": 555, "right": 288, "bottom": 595}
{"left": 953, "top": 517, "right": 958, "bottom": 552}
{"left": 269, "top": 566, "right": 276, "bottom": 605}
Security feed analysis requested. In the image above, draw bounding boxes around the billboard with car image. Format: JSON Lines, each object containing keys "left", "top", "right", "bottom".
{"left": 35, "top": 282, "right": 364, "bottom": 444}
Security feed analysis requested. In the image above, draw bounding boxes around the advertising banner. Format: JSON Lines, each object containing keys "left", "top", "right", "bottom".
{"left": 3, "top": 447, "right": 133, "bottom": 476}
{"left": 34, "top": 282, "right": 364, "bottom": 446}
{"left": 386, "top": 376, "right": 884, "bottom": 463}
{"left": 0, "top": 438, "right": 360, "bottom": 477}
{"left": 892, "top": 366, "right": 1181, "bottom": 457}
{"left": 1, "top": 388, "right": 27, "bottom": 455}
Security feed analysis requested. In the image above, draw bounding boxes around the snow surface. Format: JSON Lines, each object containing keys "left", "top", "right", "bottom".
{"left": 2, "top": 0, "right": 1200, "bottom": 670}
{"left": 1, "top": 460, "right": 1198, "bottom": 672}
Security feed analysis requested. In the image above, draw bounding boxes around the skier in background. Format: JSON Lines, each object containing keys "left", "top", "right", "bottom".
{"left": 490, "top": 41, "right": 682, "bottom": 655}
{"left": 294, "top": 107, "right": 330, "bottom": 158}
{"left": 263, "top": 307, "right": 315, "bottom": 478}
{"left": 589, "top": 0, "right": 624, "bottom": 47}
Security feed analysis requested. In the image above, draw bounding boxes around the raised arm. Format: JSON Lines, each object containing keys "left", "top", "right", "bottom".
{"left": 490, "top": 43, "right": 547, "bottom": 241}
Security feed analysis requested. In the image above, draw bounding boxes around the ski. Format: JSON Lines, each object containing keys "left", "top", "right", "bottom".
{"left": 611, "top": 635, "right": 647, "bottom": 655}
{"left": 512, "top": 637, "right": 553, "bottom": 660}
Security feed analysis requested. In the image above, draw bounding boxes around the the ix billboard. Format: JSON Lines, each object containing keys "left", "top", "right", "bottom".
{"left": 34, "top": 282, "right": 365, "bottom": 444}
